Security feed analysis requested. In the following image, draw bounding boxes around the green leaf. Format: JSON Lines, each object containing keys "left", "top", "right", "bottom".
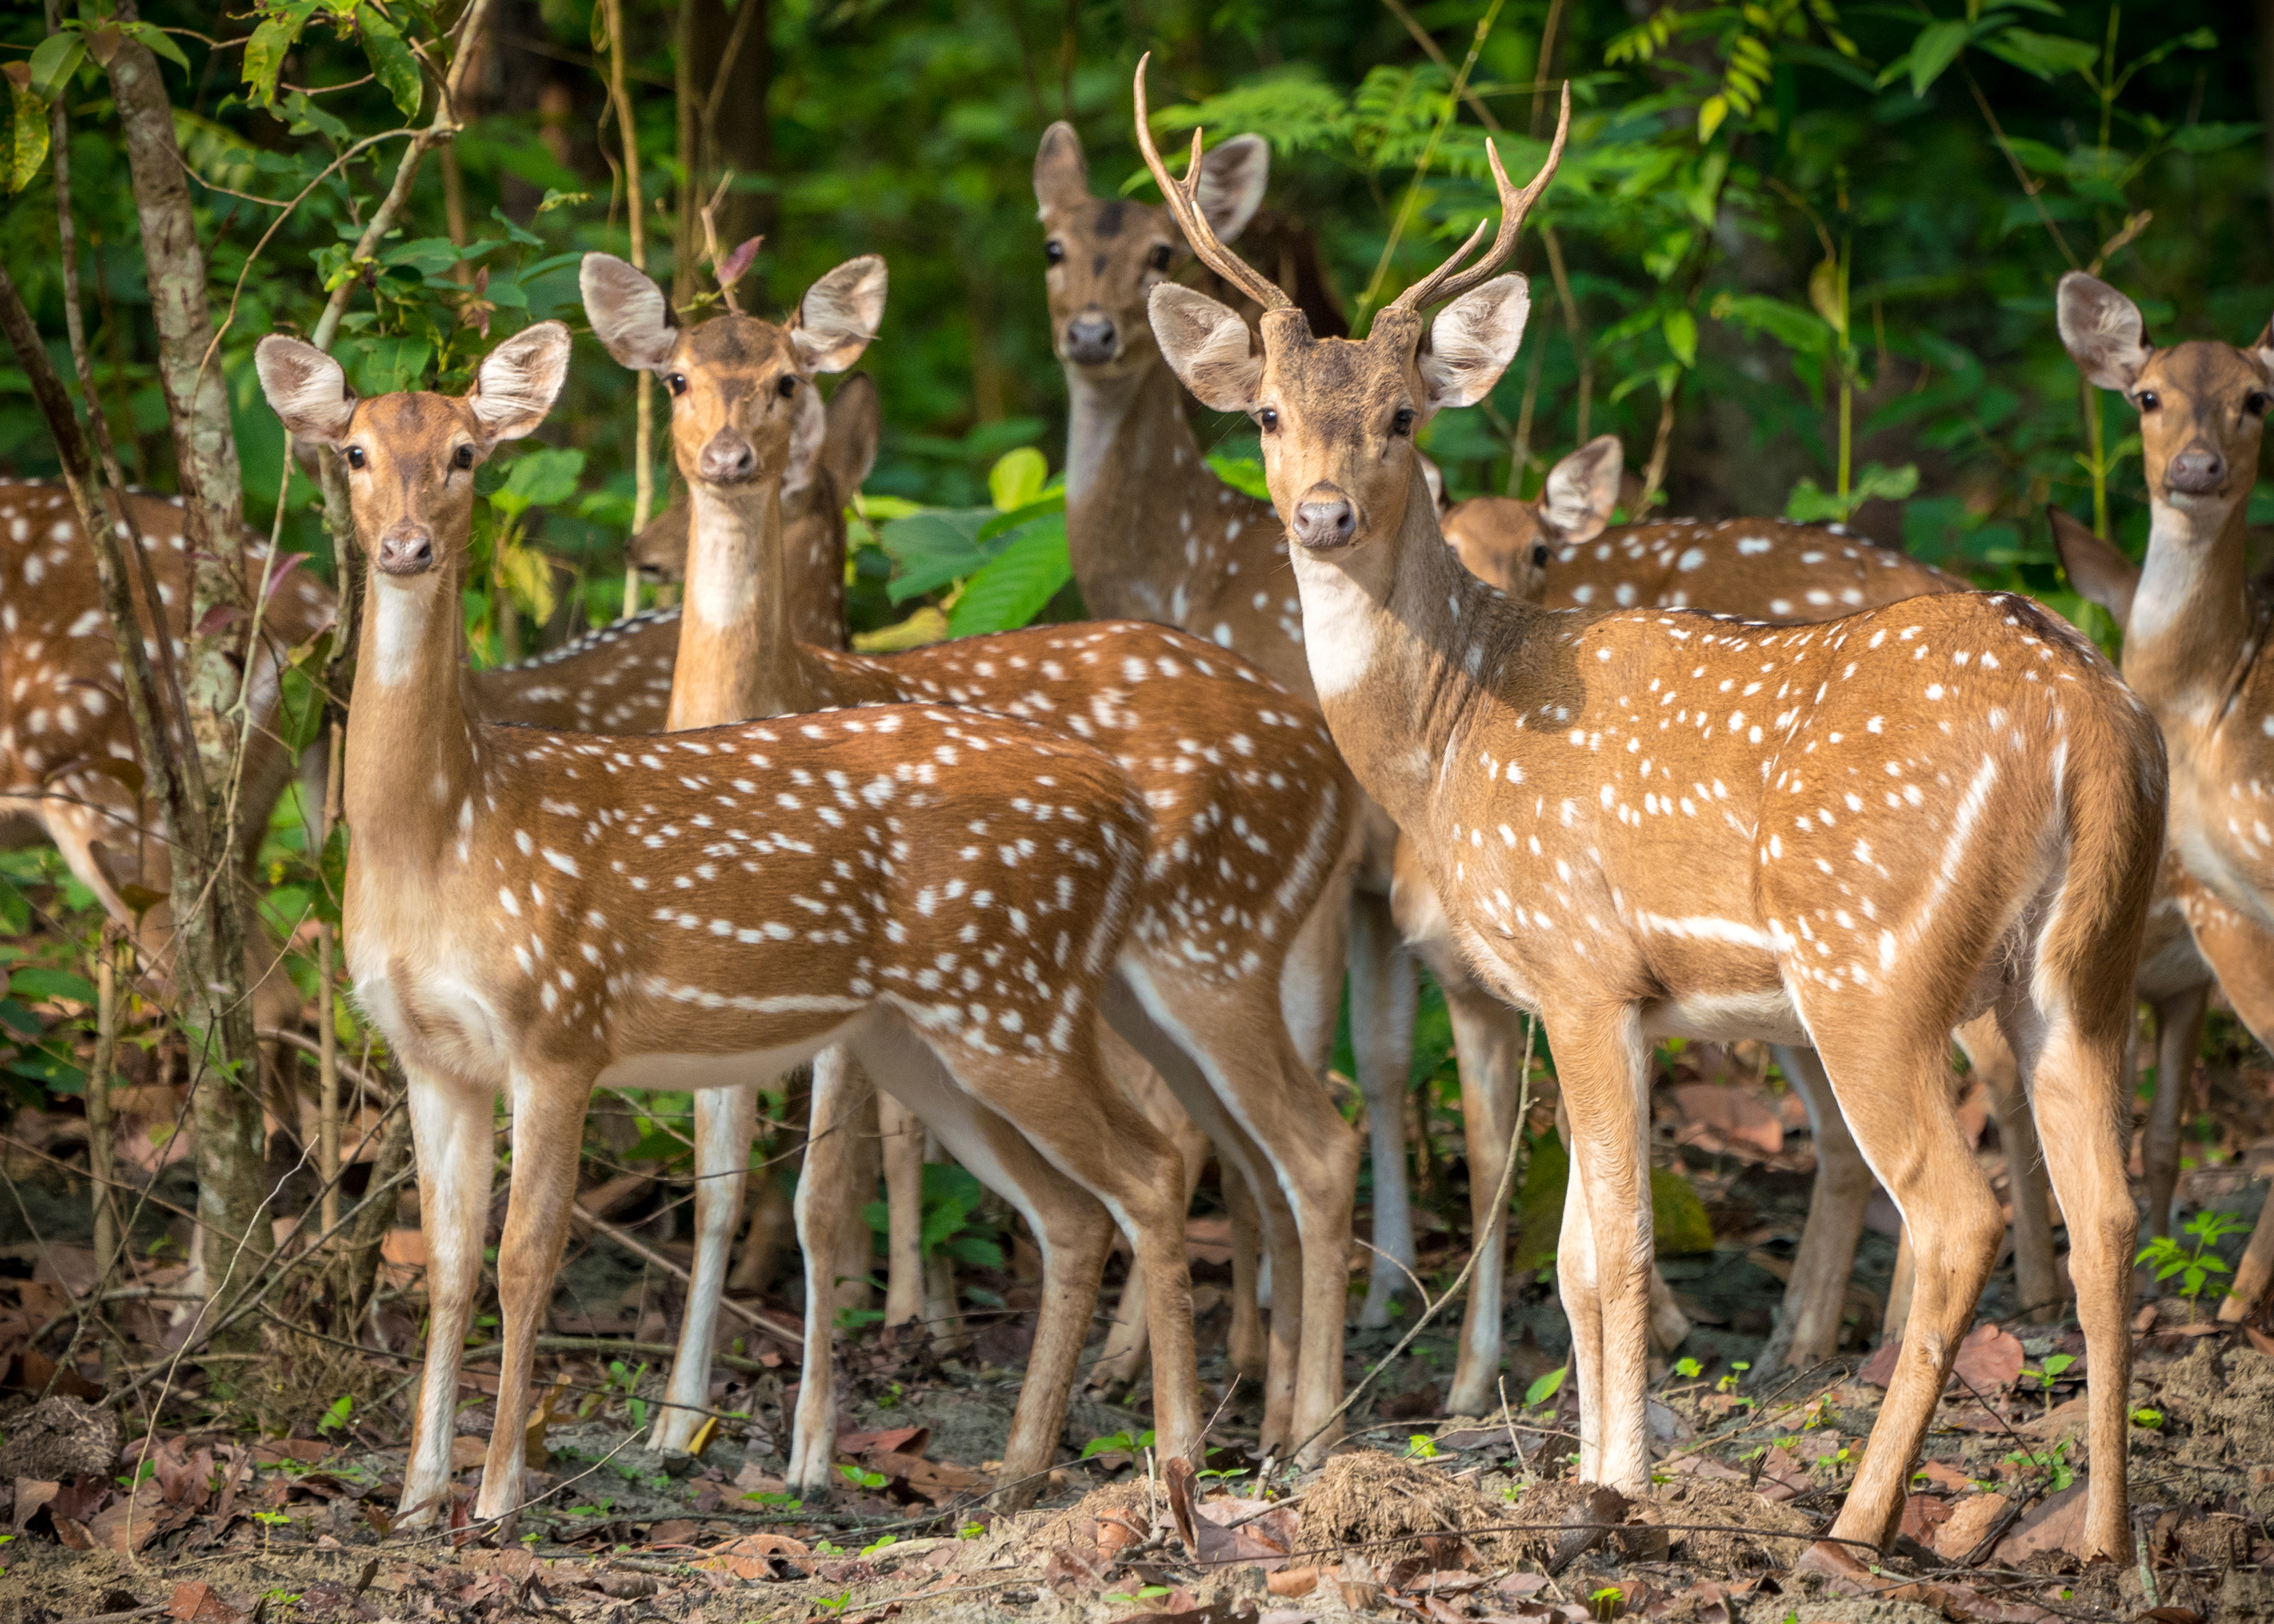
{"left": 118, "top": 21, "right": 191, "bottom": 72}
{"left": 975, "top": 492, "right": 1065, "bottom": 547}
{"left": 28, "top": 34, "right": 86, "bottom": 99}
{"left": 2167, "top": 122, "right": 2260, "bottom": 156}
{"left": 359, "top": 11, "right": 425, "bottom": 118}
{"left": 947, "top": 515, "right": 1071, "bottom": 637}
{"left": 1709, "top": 292, "right": 1833, "bottom": 354}
{"left": 242, "top": 17, "right": 297, "bottom": 107}
{"left": 1980, "top": 27, "right": 2099, "bottom": 82}
{"left": 1905, "top": 19, "right": 1971, "bottom": 97}
{"left": 879, "top": 509, "right": 994, "bottom": 602}
{"left": 1205, "top": 451, "right": 1272, "bottom": 501}
{"left": 1525, "top": 1365, "right": 1567, "bottom": 1407}
{"left": 6, "top": 82, "right": 50, "bottom": 196}
{"left": 491, "top": 447, "right": 587, "bottom": 517}
{"left": 987, "top": 447, "right": 1049, "bottom": 512}
{"left": 279, "top": 91, "right": 352, "bottom": 144}
{"left": 945, "top": 1235, "right": 1004, "bottom": 1268}
{"left": 1661, "top": 307, "right": 1698, "bottom": 370}
{"left": 353, "top": 335, "right": 432, "bottom": 395}
{"left": 11, "top": 967, "right": 97, "bottom": 1005}
{"left": 1695, "top": 93, "right": 1729, "bottom": 145}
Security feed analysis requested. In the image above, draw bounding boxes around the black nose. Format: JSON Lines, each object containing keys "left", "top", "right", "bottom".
{"left": 699, "top": 432, "right": 758, "bottom": 484}
{"left": 1064, "top": 314, "right": 1118, "bottom": 366}
{"left": 1292, "top": 492, "right": 1358, "bottom": 551}
{"left": 376, "top": 526, "right": 434, "bottom": 576}
{"left": 2168, "top": 444, "right": 2226, "bottom": 495}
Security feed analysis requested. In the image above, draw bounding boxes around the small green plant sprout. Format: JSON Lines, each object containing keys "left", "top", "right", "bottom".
{"left": 254, "top": 1508, "right": 291, "bottom": 1558}
{"left": 740, "top": 1489, "right": 804, "bottom": 1510}
{"left": 2019, "top": 1352, "right": 2077, "bottom": 1413}
{"left": 838, "top": 1463, "right": 889, "bottom": 1491}
{"left": 1716, "top": 1360, "right": 1752, "bottom": 1394}
{"left": 1104, "top": 1586, "right": 1174, "bottom": 1606}
{"left": 958, "top": 1520, "right": 987, "bottom": 1540}
{"left": 1078, "top": 1428, "right": 1156, "bottom": 1461}
{"left": 813, "top": 1539, "right": 846, "bottom": 1558}
{"left": 814, "top": 1592, "right": 852, "bottom": 1614}
{"left": 2002, "top": 1437, "right": 2076, "bottom": 1494}
{"left": 1525, "top": 1366, "right": 1568, "bottom": 1410}
{"left": 1405, "top": 1433, "right": 1440, "bottom": 1461}
{"left": 1592, "top": 1584, "right": 1624, "bottom": 1621}
{"left": 317, "top": 1394, "right": 354, "bottom": 1435}
{"left": 2131, "top": 1406, "right": 2165, "bottom": 1430}
{"left": 2138, "top": 1210, "right": 2250, "bottom": 1317}
{"left": 860, "top": 1534, "right": 898, "bottom": 1557}
{"left": 1671, "top": 1356, "right": 1702, "bottom": 1381}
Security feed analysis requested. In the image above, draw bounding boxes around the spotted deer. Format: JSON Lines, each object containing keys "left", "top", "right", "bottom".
{"left": 1141, "top": 67, "right": 2162, "bottom": 1562}
{"left": 255, "top": 322, "right": 1205, "bottom": 1525}
{"left": 1035, "top": 116, "right": 1434, "bottom": 1329}
{"left": 0, "top": 483, "right": 331, "bottom": 1037}
{"left": 579, "top": 251, "right": 1363, "bottom": 1469}
{"left": 2054, "top": 271, "right": 2274, "bottom": 1317}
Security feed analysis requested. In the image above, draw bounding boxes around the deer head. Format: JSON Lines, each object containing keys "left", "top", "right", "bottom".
{"left": 1440, "top": 433, "right": 1622, "bottom": 597}
{"left": 1140, "top": 61, "right": 1567, "bottom": 579}
{"left": 256, "top": 323, "right": 571, "bottom": 584}
{"left": 582, "top": 253, "right": 886, "bottom": 494}
{"left": 1034, "top": 118, "right": 1266, "bottom": 374}
{"left": 2058, "top": 272, "right": 2274, "bottom": 519}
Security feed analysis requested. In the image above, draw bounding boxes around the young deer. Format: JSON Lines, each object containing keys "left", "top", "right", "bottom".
{"left": 2054, "top": 272, "right": 2274, "bottom": 1314}
{"left": 579, "top": 251, "right": 1362, "bottom": 1467}
{"left": 1034, "top": 116, "right": 1435, "bottom": 1330}
{"left": 256, "top": 322, "right": 1205, "bottom": 1525}
{"left": 1141, "top": 68, "right": 2161, "bottom": 1562}
{"left": 0, "top": 483, "right": 330, "bottom": 1036}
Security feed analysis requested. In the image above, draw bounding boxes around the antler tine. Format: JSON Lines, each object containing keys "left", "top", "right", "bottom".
{"left": 1133, "top": 54, "right": 1290, "bottom": 313}
{"left": 1389, "top": 81, "right": 1573, "bottom": 315}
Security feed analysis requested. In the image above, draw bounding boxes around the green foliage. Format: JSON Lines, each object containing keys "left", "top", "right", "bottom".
{"left": 862, "top": 1161, "right": 1007, "bottom": 1272}
{"left": 1079, "top": 1427, "right": 1156, "bottom": 1460}
{"left": 2137, "top": 1209, "right": 2251, "bottom": 1305}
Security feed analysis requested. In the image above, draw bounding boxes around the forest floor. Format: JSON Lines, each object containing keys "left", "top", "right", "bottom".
{"left": 4, "top": 1037, "right": 2273, "bottom": 1624}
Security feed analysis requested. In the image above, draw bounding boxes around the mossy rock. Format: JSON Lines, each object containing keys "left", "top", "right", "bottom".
{"left": 1508, "top": 1132, "right": 1714, "bottom": 1274}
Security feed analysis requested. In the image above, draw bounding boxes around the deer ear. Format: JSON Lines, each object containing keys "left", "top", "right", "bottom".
{"left": 1149, "top": 284, "right": 1263, "bottom": 413}
{"left": 581, "top": 253, "right": 676, "bottom": 372}
{"left": 2058, "top": 272, "right": 2151, "bottom": 392}
{"left": 1420, "top": 275, "right": 1529, "bottom": 415}
{"left": 2047, "top": 504, "right": 2139, "bottom": 632}
{"left": 470, "top": 322, "right": 572, "bottom": 443}
{"left": 1415, "top": 453, "right": 1447, "bottom": 511}
{"left": 255, "top": 337, "right": 357, "bottom": 447}
{"left": 792, "top": 256, "right": 887, "bottom": 374}
{"left": 1034, "top": 121, "right": 1091, "bottom": 214}
{"left": 1194, "top": 133, "right": 1268, "bottom": 244}
{"left": 1541, "top": 434, "right": 1623, "bottom": 544}
{"left": 2251, "top": 321, "right": 2274, "bottom": 388}
{"left": 823, "top": 373, "right": 883, "bottom": 494}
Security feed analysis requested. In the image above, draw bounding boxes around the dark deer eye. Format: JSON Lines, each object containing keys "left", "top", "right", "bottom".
{"left": 1532, "top": 544, "right": 1550, "bottom": 568}
{"left": 667, "top": 373, "right": 689, "bottom": 397}
{"left": 1391, "top": 407, "right": 1415, "bottom": 436}
{"left": 777, "top": 376, "right": 799, "bottom": 399}
{"left": 452, "top": 444, "right": 475, "bottom": 470}
{"left": 2248, "top": 391, "right": 2271, "bottom": 416}
{"left": 2136, "top": 389, "right": 2159, "bottom": 412}
{"left": 1045, "top": 240, "right": 1066, "bottom": 266}
{"left": 344, "top": 446, "right": 366, "bottom": 470}
{"left": 1257, "top": 407, "right": 1279, "bottom": 433}
{"left": 1147, "top": 244, "right": 1174, "bottom": 272}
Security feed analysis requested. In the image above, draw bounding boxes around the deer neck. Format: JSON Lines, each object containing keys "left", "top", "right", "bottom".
{"left": 671, "top": 478, "right": 815, "bottom": 728}
{"left": 1062, "top": 357, "right": 1211, "bottom": 622}
{"left": 344, "top": 561, "right": 481, "bottom": 875}
{"left": 1287, "top": 470, "right": 1528, "bottom": 832}
{"left": 2124, "top": 490, "right": 2256, "bottom": 723}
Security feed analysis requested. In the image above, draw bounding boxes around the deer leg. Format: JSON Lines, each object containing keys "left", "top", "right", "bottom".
{"left": 1755, "top": 1045, "right": 1875, "bottom": 1377}
{"left": 476, "top": 1066, "right": 593, "bottom": 1524}
{"left": 652, "top": 1082, "right": 756, "bottom": 1452}
{"left": 1282, "top": 851, "right": 1354, "bottom": 1075}
{"left": 832, "top": 1079, "right": 881, "bottom": 1314}
{"left": 398, "top": 1064, "right": 494, "bottom": 1526}
{"left": 2000, "top": 999, "right": 2135, "bottom": 1563}
{"left": 1956, "top": 1014, "right": 2060, "bottom": 1320}
{"left": 880, "top": 1093, "right": 926, "bottom": 1326}
{"left": 1350, "top": 887, "right": 1419, "bottom": 1328}
{"left": 788, "top": 1046, "right": 863, "bottom": 1499}
{"left": 1087, "top": 1027, "right": 1209, "bottom": 1391}
{"left": 1224, "top": 1167, "right": 1268, "bottom": 1381}
{"left": 2140, "top": 984, "right": 2208, "bottom": 1242}
{"left": 1439, "top": 963, "right": 1525, "bottom": 1417}
{"left": 1812, "top": 1030, "right": 2004, "bottom": 1555}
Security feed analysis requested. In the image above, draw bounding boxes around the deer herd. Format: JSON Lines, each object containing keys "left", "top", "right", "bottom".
{"left": 6, "top": 61, "right": 2273, "bottom": 1571}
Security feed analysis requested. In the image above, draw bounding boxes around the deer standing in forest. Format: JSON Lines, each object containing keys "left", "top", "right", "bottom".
{"left": 1139, "top": 67, "right": 2161, "bottom": 1563}
{"left": 577, "top": 251, "right": 1363, "bottom": 1473}
{"left": 2052, "top": 271, "right": 2274, "bottom": 1319}
{"left": 256, "top": 321, "right": 1206, "bottom": 1525}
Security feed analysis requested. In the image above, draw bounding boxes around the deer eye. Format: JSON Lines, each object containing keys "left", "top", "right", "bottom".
{"left": 2248, "top": 391, "right": 2271, "bottom": 416}
{"left": 1045, "top": 240, "right": 1066, "bottom": 266}
{"left": 2136, "top": 389, "right": 2159, "bottom": 412}
{"left": 1147, "top": 244, "right": 1174, "bottom": 273}
{"left": 1257, "top": 407, "right": 1279, "bottom": 434}
{"left": 777, "top": 376, "right": 799, "bottom": 399}
{"left": 667, "top": 373, "right": 689, "bottom": 397}
{"left": 452, "top": 444, "right": 475, "bottom": 470}
{"left": 343, "top": 446, "right": 366, "bottom": 470}
{"left": 1391, "top": 407, "right": 1415, "bottom": 436}
{"left": 1532, "top": 544, "right": 1550, "bottom": 568}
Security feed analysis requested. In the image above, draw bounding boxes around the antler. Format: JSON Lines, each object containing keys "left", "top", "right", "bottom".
{"left": 1133, "top": 54, "right": 1290, "bottom": 314}
{"left": 1384, "top": 83, "right": 1571, "bottom": 316}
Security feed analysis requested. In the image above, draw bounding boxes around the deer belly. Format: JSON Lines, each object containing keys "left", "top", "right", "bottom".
{"left": 591, "top": 1017, "right": 865, "bottom": 1094}
{"left": 1640, "top": 987, "right": 1809, "bottom": 1046}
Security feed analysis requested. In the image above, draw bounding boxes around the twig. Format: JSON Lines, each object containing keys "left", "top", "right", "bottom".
{"left": 571, "top": 1203, "right": 807, "bottom": 1346}
{"left": 599, "top": 0, "right": 655, "bottom": 619}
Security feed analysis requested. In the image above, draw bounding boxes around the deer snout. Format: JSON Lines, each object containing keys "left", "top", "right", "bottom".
{"left": 697, "top": 431, "right": 759, "bottom": 485}
{"left": 1290, "top": 486, "right": 1359, "bottom": 552}
{"left": 2166, "top": 443, "right": 2227, "bottom": 496}
{"left": 1063, "top": 313, "right": 1119, "bottom": 366}
{"left": 375, "top": 523, "right": 435, "bottom": 576}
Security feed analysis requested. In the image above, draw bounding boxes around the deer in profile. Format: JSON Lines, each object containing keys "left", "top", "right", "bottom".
{"left": 256, "top": 321, "right": 1204, "bottom": 1524}
{"left": 2053, "top": 271, "right": 2274, "bottom": 1316}
{"left": 1139, "top": 65, "right": 2161, "bottom": 1564}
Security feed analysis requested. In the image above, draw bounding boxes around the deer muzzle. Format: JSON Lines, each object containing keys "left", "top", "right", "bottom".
{"left": 376, "top": 523, "right": 435, "bottom": 576}
{"left": 1291, "top": 485, "right": 1360, "bottom": 552}
{"left": 2165, "top": 443, "right": 2227, "bottom": 497}
{"left": 697, "top": 430, "right": 760, "bottom": 485}
{"left": 1062, "top": 312, "right": 1119, "bottom": 367}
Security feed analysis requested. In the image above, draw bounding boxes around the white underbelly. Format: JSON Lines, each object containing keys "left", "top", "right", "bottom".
{"left": 1641, "top": 987, "right": 1810, "bottom": 1046}
{"left": 593, "top": 1016, "right": 865, "bottom": 1093}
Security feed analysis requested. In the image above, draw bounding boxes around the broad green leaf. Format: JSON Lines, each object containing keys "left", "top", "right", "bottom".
{"left": 1661, "top": 307, "right": 1697, "bottom": 370}
{"left": 279, "top": 90, "right": 352, "bottom": 143}
{"left": 359, "top": 11, "right": 425, "bottom": 118}
{"left": 1695, "top": 93, "right": 1729, "bottom": 146}
{"left": 496, "top": 538, "right": 559, "bottom": 626}
{"left": 1999, "top": 136, "right": 2069, "bottom": 176}
{"left": 988, "top": 446, "right": 1049, "bottom": 512}
{"left": 975, "top": 492, "right": 1065, "bottom": 546}
{"left": 382, "top": 236, "right": 467, "bottom": 277}
{"left": 1205, "top": 451, "right": 1271, "bottom": 501}
{"left": 1980, "top": 27, "right": 2100, "bottom": 82}
{"left": 1709, "top": 292, "right": 1833, "bottom": 355}
{"left": 242, "top": 17, "right": 296, "bottom": 106}
{"left": 28, "top": 34, "right": 85, "bottom": 98}
{"left": 11, "top": 966, "right": 97, "bottom": 1005}
{"left": 1524, "top": 1365, "right": 1567, "bottom": 1407}
{"left": 947, "top": 515, "right": 1071, "bottom": 637}
{"left": 2167, "top": 122, "right": 2260, "bottom": 156}
{"left": 1906, "top": 19, "right": 1971, "bottom": 98}
{"left": 119, "top": 21, "right": 191, "bottom": 72}
{"left": 355, "top": 335, "right": 431, "bottom": 395}
{"left": 879, "top": 509, "right": 994, "bottom": 602}
{"left": 6, "top": 82, "right": 50, "bottom": 195}
{"left": 491, "top": 447, "right": 587, "bottom": 517}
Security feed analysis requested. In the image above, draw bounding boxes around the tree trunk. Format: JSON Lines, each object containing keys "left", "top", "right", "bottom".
{"left": 105, "top": 4, "right": 270, "bottom": 1339}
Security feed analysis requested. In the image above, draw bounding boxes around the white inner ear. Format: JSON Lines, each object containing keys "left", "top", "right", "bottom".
{"left": 1148, "top": 285, "right": 1261, "bottom": 413}
{"left": 2057, "top": 277, "right": 2150, "bottom": 391}
{"left": 781, "top": 384, "right": 826, "bottom": 500}
{"left": 1420, "top": 277, "right": 1530, "bottom": 415}
{"left": 793, "top": 260, "right": 887, "bottom": 374}
{"left": 256, "top": 339, "right": 356, "bottom": 445}
{"left": 472, "top": 327, "right": 570, "bottom": 441}
{"left": 581, "top": 255, "right": 676, "bottom": 371}
{"left": 1541, "top": 437, "right": 1621, "bottom": 540}
{"left": 1196, "top": 134, "right": 1268, "bottom": 244}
